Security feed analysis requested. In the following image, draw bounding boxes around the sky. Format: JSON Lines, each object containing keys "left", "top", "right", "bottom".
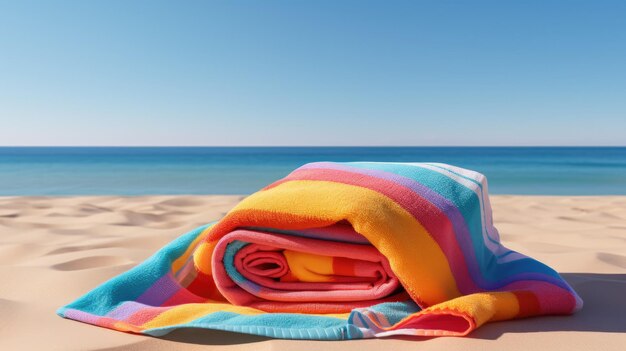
{"left": 0, "top": 0, "right": 625, "bottom": 146}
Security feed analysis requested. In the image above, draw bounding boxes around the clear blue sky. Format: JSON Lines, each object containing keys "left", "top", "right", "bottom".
{"left": 1, "top": 1, "right": 625, "bottom": 146}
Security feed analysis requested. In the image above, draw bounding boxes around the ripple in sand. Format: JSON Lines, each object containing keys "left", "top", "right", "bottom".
{"left": 596, "top": 252, "right": 626, "bottom": 269}
{"left": 51, "top": 256, "right": 133, "bottom": 271}
{"left": 114, "top": 210, "right": 173, "bottom": 226}
{"left": 158, "top": 197, "right": 207, "bottom": 207}
{"left": 0, "top": 209, "right": 19, "bottom": 218}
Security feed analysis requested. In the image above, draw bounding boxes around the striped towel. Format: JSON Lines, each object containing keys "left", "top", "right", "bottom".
{"left": 58, "top": 162, "right": 582, "bottom": 340}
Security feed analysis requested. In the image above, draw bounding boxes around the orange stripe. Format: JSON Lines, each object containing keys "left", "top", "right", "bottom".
{"left": 207, "top": 209, "right": 337, "bottom": 242}
{"left": 202, "top": 180, "right": 461, "bottom": 306}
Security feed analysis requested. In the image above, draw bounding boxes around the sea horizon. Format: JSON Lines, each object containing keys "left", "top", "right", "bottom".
{"left": 2, "top": 145, "right": 623, "bottom": 148}
{"left": 1, "top": 146, "right": 625, "bottom": 196}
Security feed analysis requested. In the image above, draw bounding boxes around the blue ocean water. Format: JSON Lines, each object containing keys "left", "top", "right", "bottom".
{"left": 0, "top": 147, "right": 624, "bottom": 195}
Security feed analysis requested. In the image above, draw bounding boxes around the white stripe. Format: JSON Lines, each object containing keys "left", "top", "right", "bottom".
{"left": 405, "top": 163, "right": 505, "bottom": 257}
{"left": 423, "top": 163, "right": 528, "bottom": 263}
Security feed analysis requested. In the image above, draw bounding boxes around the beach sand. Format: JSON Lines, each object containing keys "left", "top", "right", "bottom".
{"left": 1, "top": 195, "right": 624, "bottom": 350}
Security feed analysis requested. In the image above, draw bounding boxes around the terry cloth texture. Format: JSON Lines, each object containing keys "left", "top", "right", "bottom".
{"left": 58, "top": 162, "right": 582, "bottom": 340}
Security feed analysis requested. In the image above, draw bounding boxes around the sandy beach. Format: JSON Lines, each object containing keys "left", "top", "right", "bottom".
{"left": 1, "top": 195, "right": 624, "bottom": 351}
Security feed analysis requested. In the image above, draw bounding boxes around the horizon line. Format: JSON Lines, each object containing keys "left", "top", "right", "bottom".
{"left": 1, "top": 145, "right": 625, "bottom": 148}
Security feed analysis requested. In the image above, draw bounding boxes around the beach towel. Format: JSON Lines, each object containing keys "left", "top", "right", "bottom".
{"left": 58, "top": 162, "right": 583, "bottom": 340}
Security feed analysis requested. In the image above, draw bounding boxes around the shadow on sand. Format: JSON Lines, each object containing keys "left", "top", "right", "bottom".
{"left": 103, "top": 272, "right": 626, "bottom": 347}
{"left": 469, "top": 273, "right": 626, "bottom": 340}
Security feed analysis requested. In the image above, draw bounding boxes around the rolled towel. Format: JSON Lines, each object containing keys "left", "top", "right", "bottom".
{"left": 58, "top": 162, "right": 582, "bottom": 340}
{"left": 212, "top": 224, "right": 408, "bottom": 313}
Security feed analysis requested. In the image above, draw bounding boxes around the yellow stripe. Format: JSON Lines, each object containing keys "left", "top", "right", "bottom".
{"left": 171, "top": 224, "right": 214, "bottom": 273}
{"left": 425, "top": 291, "right": 519, "bottom": 327}
{"left": 142, "top": 303, "right": 351, "bottom": 329}
{"left": 228, "top": 180, "right": 460, "bottom": 305}
{"left": 283, "top": 250, "right": 334, "bottom": 282}
{"left": 142, "top": 303, "right": 264, "bottom": 329}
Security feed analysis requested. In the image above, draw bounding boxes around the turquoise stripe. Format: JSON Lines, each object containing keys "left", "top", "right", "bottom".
{"left": 424, "top": 162, "right": 502, "bottom": 248}
{"left": 144, "top": 311, "right": 350, "bottom": 340}
{"left": 223, "top": 240, "right": 264, "bottom": 293}
{"left": 367, "top": 301, "right": 421, "bottom": 325}
{"left": 58, "top": 223, "right": 212, "bottom": 317}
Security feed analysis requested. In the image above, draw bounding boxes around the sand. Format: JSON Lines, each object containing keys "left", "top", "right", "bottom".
{"left": 1, "top": 195, "right": 624, "bottom": 350}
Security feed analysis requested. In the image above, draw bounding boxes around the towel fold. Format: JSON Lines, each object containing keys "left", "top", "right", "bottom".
{"left": 213, "top": 225, "right": 408, "bottom": 313}
{"left": 58, "top": 162, "right": 582, "bottom": 340}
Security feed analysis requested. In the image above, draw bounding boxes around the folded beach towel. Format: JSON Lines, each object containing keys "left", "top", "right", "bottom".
{"left": 58, "top": 162, "right": 582, "bottom": 340}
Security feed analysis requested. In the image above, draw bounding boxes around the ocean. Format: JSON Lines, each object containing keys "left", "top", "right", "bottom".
{"left": 0, "top": 147, "right": 624, "bottom": 195}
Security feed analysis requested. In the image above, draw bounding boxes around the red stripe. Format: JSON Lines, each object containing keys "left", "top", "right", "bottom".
{"left": 332, "top": 257, "right": 356, "bottom": 277}
{"left": 513, "top": 290, "right": 543, "bottom": 318}
{"left": 162, "top": 288, "right": 208, "bottom": 306}
{"left": 185, "top": 272, "right": 224, "bottom": 300}
{"left": 125, "top": 306, "right": 170, "bottom": 325}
